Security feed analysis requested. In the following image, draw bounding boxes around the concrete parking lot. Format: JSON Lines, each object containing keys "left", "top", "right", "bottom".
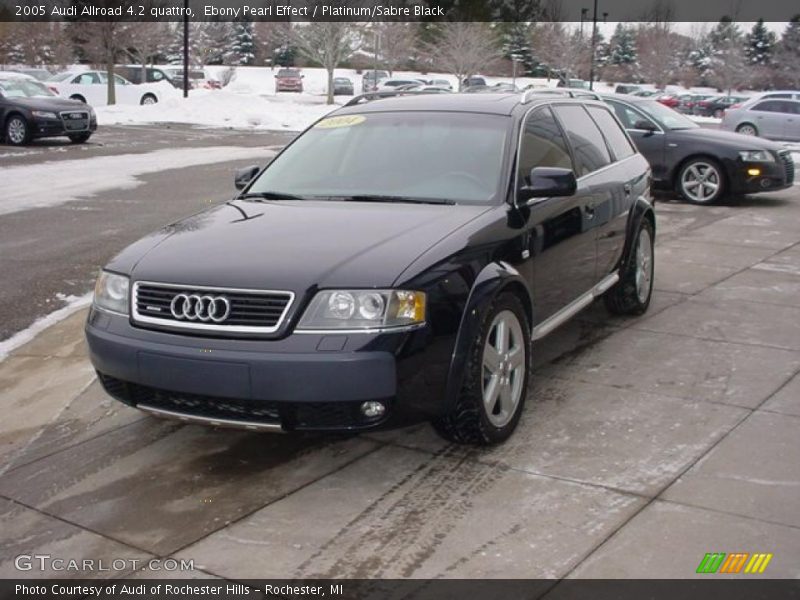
{"left": 0, "top": 127, "right": 799, "bottom": 581}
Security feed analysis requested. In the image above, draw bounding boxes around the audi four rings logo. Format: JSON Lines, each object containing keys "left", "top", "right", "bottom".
{"left": 170, "top": 294, "right": 231, "bottom": 323}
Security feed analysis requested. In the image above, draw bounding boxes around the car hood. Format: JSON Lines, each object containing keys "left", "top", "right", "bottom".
{"left": 10, "top": 96, "right": 90, "bottom": 111}
{"left": 670, "top": 127, "right": 784, "bottom": 151}
{"left": 125, "top": 200, "right": 490, "bottom": 292}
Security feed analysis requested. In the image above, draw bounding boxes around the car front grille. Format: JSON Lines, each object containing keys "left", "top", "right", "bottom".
{"left": 779, "top": 150, "right": 795, "bottom": 185}
{"left": 59, "top": 110, "right": 90, "bottom": 132}
{"left": 132, "top": 281, "right": 293, "bottom": 335}
{"left": 97, "top": 373, "right": 387, "bottom": 430}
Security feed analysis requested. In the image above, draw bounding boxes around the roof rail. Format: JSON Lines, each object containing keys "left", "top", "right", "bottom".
{"left": 520, "top": 88, "right": 601, "bottom": 104}
{"left": 343, "top": 89, "right": 448, "bottom": 107}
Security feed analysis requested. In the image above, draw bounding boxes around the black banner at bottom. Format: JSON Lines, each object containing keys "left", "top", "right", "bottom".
{"left": 2, "top": 579, "right": 800, "bottom": 600}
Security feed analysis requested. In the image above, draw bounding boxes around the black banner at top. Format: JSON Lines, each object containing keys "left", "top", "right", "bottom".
{"left": 1, "top": 0, "right": 799, "bottom": 22}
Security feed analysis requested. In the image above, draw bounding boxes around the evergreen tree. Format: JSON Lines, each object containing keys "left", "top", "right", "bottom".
{"left": 500, "top": 21, "right": 537, "bottom": 76}
{"left": 231, "top": 19, "right": 256, "bottom": 66}
{"left": 608, "top": 24, "right": 637, "bottom": 66}
{"left": 745, "top": 18, "right": 776, "bottom": 65}
{"left": 774, "top": 15, "right": 800, "bottom": 87}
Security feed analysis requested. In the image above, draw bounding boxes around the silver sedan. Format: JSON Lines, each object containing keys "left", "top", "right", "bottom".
{"left": 721, "top": 98, "right": 800, "bottom": 141}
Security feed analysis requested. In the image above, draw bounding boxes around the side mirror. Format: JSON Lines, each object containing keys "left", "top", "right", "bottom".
{"left": 234, "top": 165, "right": 260, "bottom": 190}
{"left": 633, "top": 119, "right": 657, "bottom": 132}
{"left": 518, "top": 167, "right": 577, "bottom": 203}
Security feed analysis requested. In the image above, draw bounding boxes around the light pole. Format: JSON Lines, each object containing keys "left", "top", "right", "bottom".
{"left": 373, "top": 30, "right": 380, "bottom": 91}
{"left": 580, "top": 8, "right": 588, "bottom": 38}
{"left": 182, "top": 0, "right": 189, "bottom": 98}
{"left": 585, "top": 0, "right": 608, "bottom": 91}
{"left": 510, "top": 53, "right": 522, "bottom": 88}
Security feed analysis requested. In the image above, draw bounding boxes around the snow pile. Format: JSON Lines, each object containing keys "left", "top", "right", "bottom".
{"left": 96, "top": 89, "right": 337, "bottom": 131}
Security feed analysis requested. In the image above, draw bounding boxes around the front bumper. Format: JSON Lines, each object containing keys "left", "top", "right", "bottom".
{"left": 86, "top": 307, "right": 450, "bottom": 432}
{"left": 729, "top": 153, "right": 795, "bottom": 194}
{"left": 32, "top": 115, "right": 97, "bottom": 139}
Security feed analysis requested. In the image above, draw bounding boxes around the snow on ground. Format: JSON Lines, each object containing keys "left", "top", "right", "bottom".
{"left": 0, "top": 292, "right": 92, "bottom": 362}
{"left": 0, "top": 146, "right": 277, "bottom": 216}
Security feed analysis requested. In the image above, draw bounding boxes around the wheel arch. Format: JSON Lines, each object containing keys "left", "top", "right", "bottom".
{"left": 618, "top": 196, "right": 656, "bottom": 275}
{"left": 442, "top": 261, "right": 533, "bottom": 412}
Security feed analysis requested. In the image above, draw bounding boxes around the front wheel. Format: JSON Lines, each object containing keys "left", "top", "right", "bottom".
{"left": 140, "top": 94, "right": 157, "bottom": 105}
{"left": 605, "top": 218, "right": 655, "bottom": 316}
{"left": 68, "top": 132, "right": 92, "bottom": 144}
{"left": 5, "top": 115, "right": 30, "bottom": 146}
{"left": 433, "top": 293, "right": 530, "bottom": 445}
{"left": 736, "top": 123, "right": 758, "bottom": 136}
{"left": 676, "top": 158, "right": 725, "bottom": 204}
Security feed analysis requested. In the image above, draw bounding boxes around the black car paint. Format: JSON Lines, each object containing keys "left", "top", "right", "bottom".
{"left": 86, "top": 93, "right": 654, "bottom": 431}
{"left": 0, "top": 90, "right": 97, "bottom": 142}
{"left": 604, "top": 94, "right": 794, "bottom": 196}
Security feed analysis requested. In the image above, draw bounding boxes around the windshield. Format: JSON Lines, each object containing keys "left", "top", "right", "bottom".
{"left": 638, "top": 100, "right": 698, "bottom": 130}
{"left": 0, "top": 79, "right": 55, "bottom": 98}
{"left": 247, "top": 111, "right": 509, "bottom": 205}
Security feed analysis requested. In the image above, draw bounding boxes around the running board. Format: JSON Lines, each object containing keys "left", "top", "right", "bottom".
{"left": 531, "top": 273, "right": 620, "bottom": 341}
{"left": 139, "top": 404, "right": 285, "bottom": 433}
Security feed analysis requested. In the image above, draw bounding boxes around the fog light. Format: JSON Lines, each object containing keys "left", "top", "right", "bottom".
{"left": 747, "top": 168, "right": 761, "bottom": 176}
{"left": 360, "top": 401, "right": 386, "bottom": 419}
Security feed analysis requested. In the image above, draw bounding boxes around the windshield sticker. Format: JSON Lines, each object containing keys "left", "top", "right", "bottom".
{"left": 315, "top": 115, "right": 366, "bottom": 129}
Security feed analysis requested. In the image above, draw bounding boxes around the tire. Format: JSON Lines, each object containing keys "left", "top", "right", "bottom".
{"left": 140, "top": 94, "right": 157, "bottom": 105}
{"left": 676, "top": 157, "right": 725, "bottom": 204}
{"left": 68, "top": 132, "right": 92, "bottom": 144}
{"left": 605, "top": 218, "right": 655, "bottom": 316}
{"left": 433, "top": 293, "right": 530, "bottom": 445}
{"left": 736, "top": 123, "right": 758, "bottom": 136}
{"left": 5, "top": 115, "right": 30, "bottom": 146}
{"left": 70, "top": 95, "right": 87, "bottom": 103}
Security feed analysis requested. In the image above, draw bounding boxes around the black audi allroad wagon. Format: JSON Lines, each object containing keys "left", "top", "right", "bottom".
{"left": 86, "top": 91, "right": 655, "bottom": 445}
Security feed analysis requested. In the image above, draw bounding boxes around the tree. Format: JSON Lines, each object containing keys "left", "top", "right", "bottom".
{"left": 500, "top": 21, "right": 537, "bottom": 76}
{"left": 231, "top": 19, "right": 256, "bottom": 66}
{"left": 373, "top": 23, "right": 416, "bottom": 77}
{"left": 774, "top": 15, "right": 800, "bottom": 88}
{"left": 532, "top": 23, "right": 590, "bottom": 82}
{"left": 294, "top": 21, "right": 360, "bottom": 104}
{"left": 745, "top": 19, "right": 776, "bottom": 66}
{"left": 707, "top": 18, "right": 749, "bottom": 94}
{"left": 429, "top": 23, "right": 502, "bottom": 91}
{"left": 606, "top": 23, "right": 638, "bottom": 81}
{"left": 636, "top": 24, "right": 690, "bottom": 88}
{"left": 124, "top": 22, "right": 172, "bottom": 82}
{"left": 70, "top": 20, "right": 131, "bottom": 104}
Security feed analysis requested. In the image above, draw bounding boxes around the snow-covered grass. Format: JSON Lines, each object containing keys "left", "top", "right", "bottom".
{"left": 0, "top": 146, "right": 277, "bottom": 216}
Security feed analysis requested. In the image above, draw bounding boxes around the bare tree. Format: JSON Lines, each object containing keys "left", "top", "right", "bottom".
{"left": 72, "top": 21, "right": 132, "bottom": 104}
{"left": 636, "top": 25, "right": 690, "bottom": 88}
{"left": 294, "top": 22, "right": 360, "bottom": 104}
{"left": 0, "top": 22, "right": 73, "bottom": 67}
{"left": 428, "top": 23, "right": 502, "bottom": 91}
{"left": 532, "top": 23, "right": 589, "bottom": 82}
{"left": 374, "top": 22, "right": 416, "bottom": 76}
{"left": 254, "top": 21, "right": 293, "bottom": 66}
{"left": 124, "top": 21, "right": 172, "bottom": 82}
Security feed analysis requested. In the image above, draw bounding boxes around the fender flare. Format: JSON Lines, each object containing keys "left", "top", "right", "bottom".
{"left": 618, "top": 195, "right": 656, "bottom": 274}
{"left": 442, "top": 261, "right": 533, "bottom": 412}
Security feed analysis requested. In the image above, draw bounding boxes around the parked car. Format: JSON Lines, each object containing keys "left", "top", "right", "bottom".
{"left": 615, "top": 84, "right": 641, "bottom": 94}
{"left": 0, "top": 75, "right": 96, "bottom": 145}
{"left": 163, "top": 68, "right": 221, "bottom": 90}
{"left": 725, "top": 91, "right": 800, "bottom": 112}
{"left": 275, "top": 68, "right": 303, "bottom": 93}
{"left": 490, "top": 82, "right": 519, "bottom": 92}
{"left": 654, "top": 93, "right": 680, "bottom": 109}
{"left": 692, "top": 95, "right": 749, "bottom": 118}
{"left": 116, "top": 65, "right": 178, "bottom": 88}
{"left": 602, "top": 93, "right": 795, "bottom": 204}
{"left": 331, "top": 77, "right": 354, "bottom": 96}
{"left": 87, "top": 91, "right": 656, "bottom": 445}
{"left": 677, "top": 94, "right": 712, "bottom": 114}
{"left": 377, "top": 78, "right": 426, "bottom": 90}
{"left": 557, "top": 79, "right": 590, "bottom": 89}
{"left": 0, "top": 71, "right": 36, "bottom": 81}
{"left": 361, "top": 70, "right": 389, "bottom": 92}
{"left": 9, "top": 67, "right": 52, "bottom": 81}
{"left": 47, "top": 70, "right": 165, "bottom": 106}
{"left": 631, "top": 89, "right": 659, "bottom": 97}
{"left": 721, "top": 98, "right": 800, "bottom": 141}
{"left": 461, "top": 76, "right": 487, "bottom": 89}
{"left": 429, "top": 79, "right": 453, "bottom": 91}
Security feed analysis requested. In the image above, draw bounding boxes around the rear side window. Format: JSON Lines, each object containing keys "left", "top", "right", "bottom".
{"left": 753, "top": 100, "right": 786, "bottom": 113}
{"left": 517, "top": 107, "right": 573, "bottom": 184}
{"left": 586, "top": 106, "right": 636, "bottom": 160}
{"left": 553, "top": 104, "right": 612, "bottom": 177}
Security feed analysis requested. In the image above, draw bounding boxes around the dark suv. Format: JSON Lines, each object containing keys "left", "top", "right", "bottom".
{"left": 86, "top": 91, "right": 655, "bottom": 445}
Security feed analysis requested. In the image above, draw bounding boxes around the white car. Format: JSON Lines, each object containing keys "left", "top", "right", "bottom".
{"left": 0, "top": 71, "right": 36, "bottom": 81}
{"left": 46, "top": 70, "right": 168, "bottom": 106}
{"left": 376, "top": 78, "right": 428, "bottom": 91}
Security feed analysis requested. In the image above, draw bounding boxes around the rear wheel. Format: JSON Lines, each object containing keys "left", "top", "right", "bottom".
{"left": 5, "top": 115, "right": 30, "bottom": 146}
{"left": 70, "top": 94, "right": 87, "bottom": 103}
{"left": 140, "top": 94, "right": 157, "bottom": 105}
{"left": 605, "top": 218, "right": 655, "bottom": 316}
{"left": 676, "top": 158, "right": 725, "bottom": 204}
{"left": 68, "top": 132, "right": 92, "bottom": 144}
{"left": 736, "top": 123, "right": 758, "bottom": 136}
{"left": 433, "top": 293, "right": 530, "bottom": 445}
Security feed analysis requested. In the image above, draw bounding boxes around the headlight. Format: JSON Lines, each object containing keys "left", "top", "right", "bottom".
{"left": 297, "top": 290, "right": 426, "bottom": 330}
{"left": 739, "top": 150, "right": 774, "bottom": 162}
{"left": 93, "top": 271, "right": 130, "bottom": 315}
{"left": 31, "top": 110, "right": 58, "bottom": 119}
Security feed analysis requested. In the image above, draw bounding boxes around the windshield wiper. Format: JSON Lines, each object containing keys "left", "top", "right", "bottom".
{"left": 238, "top": 191, "right": 305, "bottom": 201}
{"left": 338, "top": 194, "right": 456, "bottom": 205}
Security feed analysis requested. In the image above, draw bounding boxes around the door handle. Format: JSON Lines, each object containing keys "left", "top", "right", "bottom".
{"left": 585, "top": 202, "right": 596, "bottom": 218}
{"left": 623, "top": 183, "right": 632, "bottom": 195}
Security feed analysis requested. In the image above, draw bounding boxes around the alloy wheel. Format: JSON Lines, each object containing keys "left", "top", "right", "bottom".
{"left": 682, "top": 162, "right": 721, "bottom": 203}
{"left": 737, "top": 124, "right": 757, "bottom": 136}
{"left": 482, "top": 310, "right": 526, "bottom": 428}
{"left": 635, "top": 227, "right": 653, "bottom": 304}
{"left": 6, "top": 118, "right": 26, "bottom": 144}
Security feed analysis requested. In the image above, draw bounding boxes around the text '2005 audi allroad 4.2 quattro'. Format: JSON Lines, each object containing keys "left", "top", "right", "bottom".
{"left": 86, "top": 91, "right": 655, "bottom": 445}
